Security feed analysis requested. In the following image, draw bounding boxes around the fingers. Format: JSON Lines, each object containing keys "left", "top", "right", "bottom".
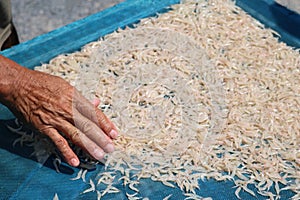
{"left": 56, "top": 117, "right": 113, "bottom": 161}
{"left": 45, "top": 93, "right": 118, "bottom": 166}
{"left": 73, "top": 91, "right": 118, "bottom": 139}
{"left": 74, "top": 130, "right": 106, "bottom": 161}
{"left": 72, "top": 109, "right": 115, "bottom": 153}
{"left": 95, "top": 108, "right": 119, "bottom": 139}
{"left": 42, "top": 127, "right": 80, "bottom": 167}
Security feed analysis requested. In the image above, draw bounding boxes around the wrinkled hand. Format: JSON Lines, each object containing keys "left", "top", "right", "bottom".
{"left": 7, "top": 67, "right": 118, "bottom": 167}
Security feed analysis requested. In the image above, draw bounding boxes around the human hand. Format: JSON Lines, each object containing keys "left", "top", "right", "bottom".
{"left": 2, "top": 59, "right": 118, "bottom": 167}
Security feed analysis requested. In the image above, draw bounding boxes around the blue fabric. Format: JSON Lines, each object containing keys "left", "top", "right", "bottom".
{"left": 1, "top": 0, "right": 299, "bottom": 119}
{"left": 236, "top": 0, "right": 300, "bottom": 48}
{"left": 0, "top": 119, "right": 296, "bottom": 199}
{"left": 0, "top": 0, "right": 298, "bottom": 199}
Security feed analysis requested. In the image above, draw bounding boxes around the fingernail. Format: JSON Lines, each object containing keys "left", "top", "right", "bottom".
{"left": 98, "top": 158, "right": 106, "bottom": 165}
{"left": 109, "top": 129, "right": 119, "bottom": 138}
{"left": 105, "top": 143, "right": 115, "bottom": 153}
{"left": 71, "top": 158, "right": 79, "bottom": 167}
{"left": 94, "top": 149, "right": 104, "bottom": 160}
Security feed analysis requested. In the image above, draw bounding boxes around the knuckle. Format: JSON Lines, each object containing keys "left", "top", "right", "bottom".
{"left": 70, "top": 129, "right": 81, "bottom": 143}
{"left": 54, "top": 137, "right": 68, "bottom": 150}
{"left": 81, "top": 120, "right": 93, "bottom": 133}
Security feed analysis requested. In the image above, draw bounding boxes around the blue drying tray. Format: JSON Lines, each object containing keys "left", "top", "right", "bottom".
{"left": 0, "top": 0, "right": 298, "bottom": 199}
{"left": 0, "top": 0, "right": 299, "bottom": 119}
{"left": 236, "top": 0, "right": 300, "bottom": 48}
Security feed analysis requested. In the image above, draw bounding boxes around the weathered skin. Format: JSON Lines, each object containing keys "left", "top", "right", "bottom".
{"left": 0, "top": 55, "right": 118, "bottom": 167}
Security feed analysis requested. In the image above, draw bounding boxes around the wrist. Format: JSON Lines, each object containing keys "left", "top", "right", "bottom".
{"left": 0, "top": 55, "right": 29, "bottom": 106}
